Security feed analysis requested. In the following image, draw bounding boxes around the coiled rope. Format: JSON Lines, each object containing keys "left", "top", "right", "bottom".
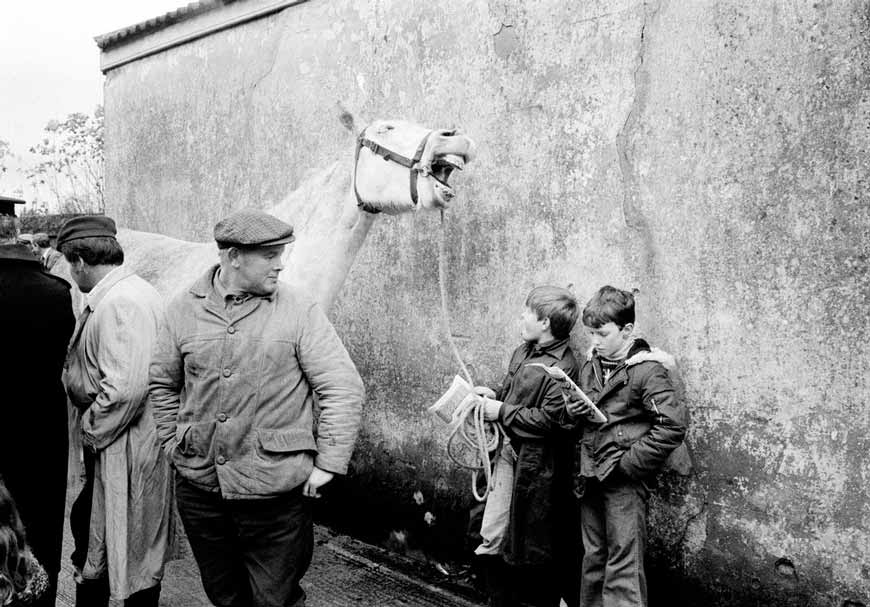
{"left": 437, "top": 211, "right": 505, "bottom": 502}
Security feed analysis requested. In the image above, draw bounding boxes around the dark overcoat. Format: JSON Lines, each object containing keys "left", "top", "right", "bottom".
{"left": 0, "top": 244, "right": 74, "bottom": 606}
{"left": 495, "top": 338, "right": 581, "bottom": 568}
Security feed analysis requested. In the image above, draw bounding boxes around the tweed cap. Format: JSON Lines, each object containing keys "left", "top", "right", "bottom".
{"left": 214, "top": 208, "right": 295, "bottom": 248}
{"left": 57, "top": 215, "right": 117, "bottom": 248}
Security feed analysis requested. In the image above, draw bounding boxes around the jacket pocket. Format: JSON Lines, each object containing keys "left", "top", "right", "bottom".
{"left": 614, "top": 422, "right": 651, "bottom": 448}
{"left": 176, "top": 421, "right": 214, "bottom": 458}
{"left": 255, "top": 429, "right": 317, "bottom": 461}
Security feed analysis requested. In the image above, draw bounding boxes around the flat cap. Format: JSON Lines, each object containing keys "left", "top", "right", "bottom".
{"left": 214, "top": 208, "right": 295, "bottom": 248}
{"left": 57, "top": 215, "right": 117, "bottom": 248}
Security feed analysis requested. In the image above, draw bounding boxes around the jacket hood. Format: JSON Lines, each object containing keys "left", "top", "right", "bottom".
{"left": 626, "top": 341, "right": 677, "bottom": 371}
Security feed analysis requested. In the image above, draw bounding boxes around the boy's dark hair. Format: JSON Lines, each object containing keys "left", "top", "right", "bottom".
{"left": 525, "top": 286, "right": 579, "bottom": 340}
{"left": 59, "top": 236, "right": 124, "bottom": 266}
{"left": 582, "top": 285, "right": 636, "bottom": 328}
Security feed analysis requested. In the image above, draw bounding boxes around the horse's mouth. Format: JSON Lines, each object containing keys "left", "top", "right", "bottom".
{"left": 430, "top": 153, "right": 465, "bottom": 202}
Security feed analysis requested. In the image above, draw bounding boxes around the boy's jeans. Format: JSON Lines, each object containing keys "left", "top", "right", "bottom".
{"left": 475, "top": 440, "right": 518, "bottom": 556}
{"left": 579, "top": 472, "right": 650, "bottom": 607}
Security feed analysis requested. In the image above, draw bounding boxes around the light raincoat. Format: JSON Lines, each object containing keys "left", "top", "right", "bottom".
{"left": 64, "top": 265, "right": 173, "bottom": 600}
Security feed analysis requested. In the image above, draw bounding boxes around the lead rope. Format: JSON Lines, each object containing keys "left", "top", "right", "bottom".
{"left": 437, "top": 210, "right": 504, "bottom": 502}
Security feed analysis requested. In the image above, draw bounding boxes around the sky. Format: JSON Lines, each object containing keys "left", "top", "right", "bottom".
{"left": 0, "top": 0, "right": 187, "bottom": 196}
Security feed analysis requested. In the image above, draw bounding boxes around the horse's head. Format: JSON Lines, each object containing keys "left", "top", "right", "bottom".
{"left": 352, "top": 119, "right": 476, "bottom": 214}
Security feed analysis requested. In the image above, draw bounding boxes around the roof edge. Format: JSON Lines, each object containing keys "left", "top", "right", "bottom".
{"left": 95, "top": 0, "right": 309, "bottom": 73}
{"left": 95, "top": 1, "right": 225, "bottom": 51}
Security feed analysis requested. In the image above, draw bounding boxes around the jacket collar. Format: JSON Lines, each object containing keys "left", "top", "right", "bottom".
{"left": 586, "top": 337, "right": 652, "bottom": 362}
{"left": 0, "top": 243, "right": 40, "bottom": 265}
{"left": 527, "top": 337, "right": 570, "bottom": 360}
{"left": 85, "top": 265, "right": 134, "bottom": 310}
{"left": 189, "top": 264, "right": 277, "bottom": 302}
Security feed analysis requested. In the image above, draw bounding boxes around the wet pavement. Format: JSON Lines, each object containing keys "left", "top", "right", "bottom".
{"left": 56, "top": 513, "right": 485, "bottom": 607}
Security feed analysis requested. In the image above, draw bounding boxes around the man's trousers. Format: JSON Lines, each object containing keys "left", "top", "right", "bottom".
{"left": 175, "top": 476, "right": 314, "bottom": 607}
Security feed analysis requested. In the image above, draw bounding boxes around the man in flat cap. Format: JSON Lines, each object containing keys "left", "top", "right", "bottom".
{"left": 150, "top": 208, "right": 365, "bottom": 607}
{"left": 58, "top": 215, "right": 172, "bottom": 607}
{"left": 0, "top": 208, "right": 74, "bottom": 607}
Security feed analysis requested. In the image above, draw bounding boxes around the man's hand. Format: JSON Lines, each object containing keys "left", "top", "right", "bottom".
{"left": 303, "top": 466, "right": 334, "bottom": 498}
{"left": 473, "top": 386, "right": 496, "bottom": 399}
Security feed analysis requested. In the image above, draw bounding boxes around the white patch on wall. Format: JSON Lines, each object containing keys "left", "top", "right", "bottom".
{"left": 356, "top": 73, "right": 367, "bottom": 94}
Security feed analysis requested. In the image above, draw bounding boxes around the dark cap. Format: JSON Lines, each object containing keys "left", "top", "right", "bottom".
{"left": 213, "top": 208, "right": 295, "bottom": 248}
{"left": 0, "top": 195, "right": 26, "bottom": 217}
{"left": 57, "top": 215, "right": 117, "bottom": 248}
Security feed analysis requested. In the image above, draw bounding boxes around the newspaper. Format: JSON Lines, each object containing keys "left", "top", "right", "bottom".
{"left": 525, "top": 363, "right": 607, "bottom": 423}
{"left": 428, "top": 375, "right": 481, "bottom": 424}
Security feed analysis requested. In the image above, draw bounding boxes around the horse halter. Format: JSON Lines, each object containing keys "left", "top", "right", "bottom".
{"left": 353, "top": 128, "right": 434, "bottom": 214}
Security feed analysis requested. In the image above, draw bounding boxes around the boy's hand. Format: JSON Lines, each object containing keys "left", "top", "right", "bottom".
{"left": 565, "top": 394, "right": 594, "bottom": 419}
{"left": 482, "top": 398, "right": 503, "bottom": 421}
{"left": 473, "top": 386, "right": 497, "bottom": 399}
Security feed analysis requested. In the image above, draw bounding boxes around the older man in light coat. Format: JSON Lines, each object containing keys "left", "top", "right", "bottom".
{"left": 59, "top": 215, "right": 172, "bottom": 607}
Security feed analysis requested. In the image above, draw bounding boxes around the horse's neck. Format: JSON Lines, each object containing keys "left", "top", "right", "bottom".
{"left": 276, "top": 163, "right": 376, "bottom": 310}
{"left": 118, "top": 160, "right": 376, "bottom": 311}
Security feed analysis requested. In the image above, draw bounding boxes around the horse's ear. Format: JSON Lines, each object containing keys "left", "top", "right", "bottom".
{"left": 336, "top": 102, "right": 364, "bottom": 134}
{"left": 338, "top": 108, "right": 355, "bottom": 132}
{"left": 336, "top": 101, "right": 371, "bottom": 134}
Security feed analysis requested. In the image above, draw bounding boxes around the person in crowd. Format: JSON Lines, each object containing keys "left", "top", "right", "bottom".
{"left": 473, "top": 285, "right": 582, "bottom": 607}
{"left": 58, "top": 215, "right": 172, "bottom": 607}
{"left": 15, "top": 233, "right": 34, "bottom": 250}
{"left": 0, "top": 204, "right": 74, "bottom": 607}
{"left": 31, "top": 233, "right": 62, "bottom": 273}
{"left": 149, "top": 208, "right": 365, "bottom": 607}
{"left": 565, "top": 286, "right": 689, "bottom": 607}
{"left": 0, "top": 478, "right": 50, "bottom": 607}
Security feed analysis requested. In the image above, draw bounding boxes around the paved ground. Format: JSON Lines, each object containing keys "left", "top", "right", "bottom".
{"left": 56, "top": 514, "right": 485, "bottom": 607}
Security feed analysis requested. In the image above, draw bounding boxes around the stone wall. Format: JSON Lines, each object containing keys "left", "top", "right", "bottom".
{"left": 101, "top": 1, "right": 870, "bottom": 605}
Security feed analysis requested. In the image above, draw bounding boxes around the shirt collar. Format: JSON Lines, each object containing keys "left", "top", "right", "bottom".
{"left": 189, "top": 264, "right": 277, "bottom": 302}
{"left": 213, "top": 268, "right": 253, "bottom": 306}
{"left": 85, "top": 265, "right": 134, "bottom": 311}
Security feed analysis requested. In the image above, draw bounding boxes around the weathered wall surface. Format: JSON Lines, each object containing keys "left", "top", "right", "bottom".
{"left": 102, "top": 1, "right": 869, "bottom": 605}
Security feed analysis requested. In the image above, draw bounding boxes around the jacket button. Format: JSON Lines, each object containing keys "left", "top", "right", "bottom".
{"left": 216, "top": 455, "right": 226, "bottom": 465}
{"left": 227, "top": 326, "right": 236, "bottom": 334}
{"left": 217, "top": 413, "right": 227, "bottom": 422}
{"left": 223, "top": 368, "right": 232, "bottom": 377}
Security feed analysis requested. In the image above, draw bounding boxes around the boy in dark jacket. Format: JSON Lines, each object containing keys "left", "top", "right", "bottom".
{"left": 565, "top": 286, "right": 688, "bottom": 607}
{"left": 474, "top": 285, "right": 582, "bottom": 607}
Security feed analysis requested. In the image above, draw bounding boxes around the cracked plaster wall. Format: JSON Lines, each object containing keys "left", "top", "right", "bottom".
{"left": 103, "top": 1, "right": 869, "bottom": 605}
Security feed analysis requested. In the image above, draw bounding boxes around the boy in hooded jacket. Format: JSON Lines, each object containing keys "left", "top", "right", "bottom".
{"left": 565, "top": 286, "right": 688, "bottom": 607}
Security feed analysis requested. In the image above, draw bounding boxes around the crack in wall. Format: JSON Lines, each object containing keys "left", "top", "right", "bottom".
{"left": 616, "top": 0, "right": 662, "bottom": 289}
{"left": 675, "top": 498, "right": 708, "bottom": 553}
{"left": 250, "top": 16, "right": 289, "bottom": 92}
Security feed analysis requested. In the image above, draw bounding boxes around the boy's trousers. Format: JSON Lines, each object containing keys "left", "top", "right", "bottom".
{"left": 578, "top": 472, "right": 650, "bottom": 607}
{"left": 475, "top": 440, "right": 517, "bottom": 556}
